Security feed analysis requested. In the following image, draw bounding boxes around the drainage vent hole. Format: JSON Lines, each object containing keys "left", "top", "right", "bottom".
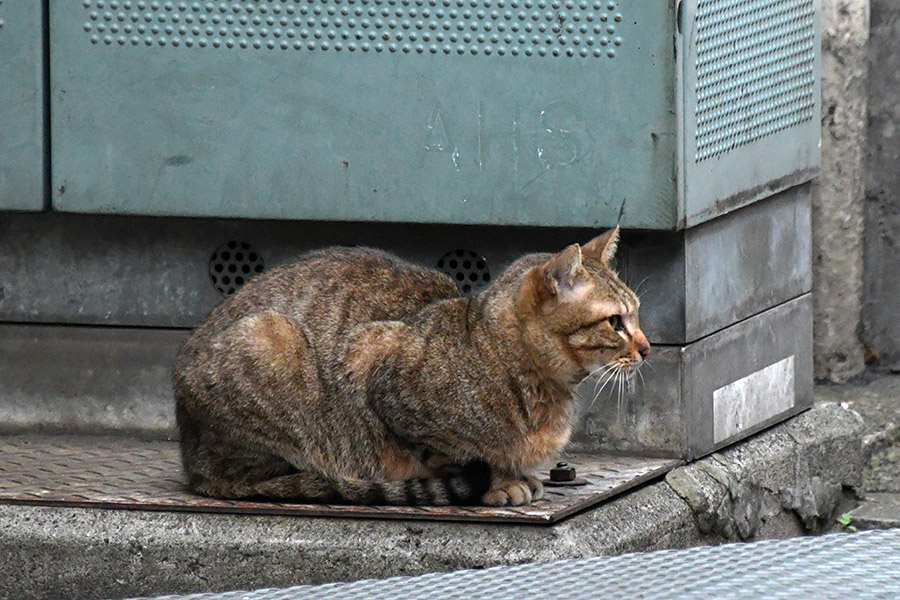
{"left": 437, "top": 249, "right": 490, "bottom": 296}
{"left": 209, "top": 241, "right": 265, "bottom": 297}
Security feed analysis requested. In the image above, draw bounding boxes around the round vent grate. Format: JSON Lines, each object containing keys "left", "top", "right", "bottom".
{"left": 209, "top": 241, "right": 265, "bottom": 297}
{"left": 437, "top": 249, "right": 491, "bottom": 296}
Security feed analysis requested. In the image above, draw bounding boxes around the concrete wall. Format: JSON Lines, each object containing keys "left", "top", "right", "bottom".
{"left": 863, "top": 0, "right": 900, "bottom": 371}
{"left": 811, "top": 0, "right": 869, "bottom": 382}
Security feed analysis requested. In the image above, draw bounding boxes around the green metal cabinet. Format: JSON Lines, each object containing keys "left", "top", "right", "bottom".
{"left": 0, "top": 1, "right": 45, "bottom": 211}
{"left": 48, "top": 0, "right": 820, "bottom": 229}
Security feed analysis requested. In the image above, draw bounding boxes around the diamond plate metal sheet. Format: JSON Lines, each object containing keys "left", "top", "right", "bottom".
{"left": 0, "top": 434, "right": 678, "bottom": 524}
{"left": 131, "top": 530, "right": 900, "bottom": 600}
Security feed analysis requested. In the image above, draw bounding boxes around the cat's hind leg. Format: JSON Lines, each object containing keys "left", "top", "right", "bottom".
{"left": 176, "top": 312, "right": 341, "bottom": 491}
{"left": 178, "top": 310, "right": 404, "bottom": 492}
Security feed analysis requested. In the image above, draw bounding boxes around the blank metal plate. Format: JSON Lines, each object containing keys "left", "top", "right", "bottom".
{"left": 0, "top": 434, "right": 678, "bottom": 525}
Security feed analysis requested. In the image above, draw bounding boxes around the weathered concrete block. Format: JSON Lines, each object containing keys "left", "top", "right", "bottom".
{"left": 666, "top": 402, "right": 864, "bottom": 540}
{"left": 864, "top": 0, "right": 900, "bottom": 370}
{"left": 812, "top": 0, "right": 869, "bottom": 382}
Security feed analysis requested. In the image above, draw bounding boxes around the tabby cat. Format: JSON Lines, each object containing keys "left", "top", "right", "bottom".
{"left": 174, "top": 227, "right": 650, "bottom": 507}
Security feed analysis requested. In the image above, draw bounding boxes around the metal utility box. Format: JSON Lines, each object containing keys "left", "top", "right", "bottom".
{"left": 0, "top": 183, "right": 813, "bottom": 460}
{"left": 0, "top": 1, "right": 821, "bottom": 476}
{"left": 0, "top": 1, "right": 45, "bottom": 211}
{"left": 49, "top": 0, "right": 820, "bottom": 229}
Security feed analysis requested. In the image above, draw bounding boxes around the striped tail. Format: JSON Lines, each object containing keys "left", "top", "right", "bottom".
{"left": 248, "top": 461, "right": 492, "bottom": 506}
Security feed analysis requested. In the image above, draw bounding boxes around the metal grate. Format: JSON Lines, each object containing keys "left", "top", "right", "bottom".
{"left": 79, "top": 0, "right": 625, "bottom": 59}
{"left": 129, "top": 530, "right": 900, "bottom": 600}
{"left": 436, "top": 249, "right": 491, "bottom": 296}
{"left": 208, "top": 241, "right": 265, "bottom": 297}
{"left": 693, "top": 0, "right": 816, "bottom": 161}
{"left": 0, "top": 434, "right": 677, "bottom": 525}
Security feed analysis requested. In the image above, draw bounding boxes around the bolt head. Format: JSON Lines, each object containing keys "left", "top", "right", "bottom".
{"left": 550, "top": 463, "right": 577, "bottom": 482}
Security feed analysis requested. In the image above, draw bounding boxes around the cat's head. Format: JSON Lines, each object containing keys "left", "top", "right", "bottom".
{"left": 517, "top": 228, "right": 651, "bottom": 387}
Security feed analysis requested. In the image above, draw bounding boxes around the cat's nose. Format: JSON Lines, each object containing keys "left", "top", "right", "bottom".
{"left": 638, "top": 344, "right": 651, "bottom": 359}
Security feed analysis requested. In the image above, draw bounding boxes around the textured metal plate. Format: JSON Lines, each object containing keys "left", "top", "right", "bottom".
{"left": 680, "top": 0, "right": 822, "bottom": 226}
{"left": 0, "top": 434, "right": 678, "bottom": 524}
{"left": 131, "top": 530, "right": 900, "bottom": 600}
{"left": 0, "top": 0, "right": 45, "bottom": 210}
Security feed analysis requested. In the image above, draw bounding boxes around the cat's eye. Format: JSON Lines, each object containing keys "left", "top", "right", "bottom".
{"left": 609, "top": 314, "right": 625, "bottom": 332}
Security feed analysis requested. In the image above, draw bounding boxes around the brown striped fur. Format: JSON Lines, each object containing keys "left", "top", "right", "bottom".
{"left": 174, "top": 228, "right": 649, "bottom": 506}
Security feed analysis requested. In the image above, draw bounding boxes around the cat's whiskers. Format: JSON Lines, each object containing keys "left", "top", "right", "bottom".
{"left": 631, "top": 276, "right": 652, "bottom": 299}
{"left": 636, "top": 364, "right": 646, "bottom": 388}
{"left": 590, "top": 363, "right": 618, "bottom": 395}
{"left": 617, "top": 369, "right": 625, "bottom": 420}
{"left": 585, "top": 365, "right": 621, "bottom": 413}
{"left": 590, "top": 368, "right": 618, "bottom": 404}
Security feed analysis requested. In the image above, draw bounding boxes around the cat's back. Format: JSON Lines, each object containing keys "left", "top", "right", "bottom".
{"left": 183, "top": 246, "right": 460, "bottom": 352}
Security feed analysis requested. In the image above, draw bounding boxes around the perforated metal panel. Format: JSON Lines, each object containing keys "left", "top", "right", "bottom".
{"left": 680, "top": 0, "right": 821, "bottom": 226}
{"left": 0, "top": 0, "right": 45, "bottom": 211}
{"left": 694, "top": 0, "right": 816, "bottom": 161}
{"left": 51, "top": 0, "right": 678, "bottom": 228}
{"left": 79, "top": 0, "right": 627, "bottom": 60}
{"left": 47, "top": 0, "right": 819, "bottom": 228}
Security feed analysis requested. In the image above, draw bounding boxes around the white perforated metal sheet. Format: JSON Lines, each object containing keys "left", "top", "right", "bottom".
{"left": 129, "top": 529, "right": 900, "bottom": 600}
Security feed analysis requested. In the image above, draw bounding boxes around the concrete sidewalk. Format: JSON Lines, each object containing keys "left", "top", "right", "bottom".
{"left": 0, "top": 400, "right": 866, "bottom": 600}
{"left": 817, "top": 374, "right": 900, "bottom": 530}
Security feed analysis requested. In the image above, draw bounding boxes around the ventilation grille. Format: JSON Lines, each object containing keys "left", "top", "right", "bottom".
{"left": 693, "top": 0, "right": 816, "bottom": 162}
{"left": 80, "top": 0, "right": 624, "bottom": 59}
{"left": 437, "top": 249, "right": 491, "bottom": 296}
{"left": 209, "top": 241, "right": 265, "bottom": 296}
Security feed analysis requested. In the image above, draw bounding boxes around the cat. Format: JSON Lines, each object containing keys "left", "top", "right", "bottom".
{"left": 173, "top": 227, "right": 650, "bottom": 507}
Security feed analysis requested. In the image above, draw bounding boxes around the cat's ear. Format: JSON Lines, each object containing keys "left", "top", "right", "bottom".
{"left": 582, "top": 227, "right": 620, "bottom": 267}
{"left": 541, "top": 244, "right": 588, "bottom": 298}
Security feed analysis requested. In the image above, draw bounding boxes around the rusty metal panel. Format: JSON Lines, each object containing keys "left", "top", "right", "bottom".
{"left": 0, "top": 434, "right": 679, "bottom": 525}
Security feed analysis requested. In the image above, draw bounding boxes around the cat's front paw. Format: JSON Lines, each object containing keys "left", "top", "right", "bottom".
{"left": 481, "top": 476, "right": 543, "bottom": 506}
{"left": 524, "top": 474, "right": 544, "bottom": 501}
